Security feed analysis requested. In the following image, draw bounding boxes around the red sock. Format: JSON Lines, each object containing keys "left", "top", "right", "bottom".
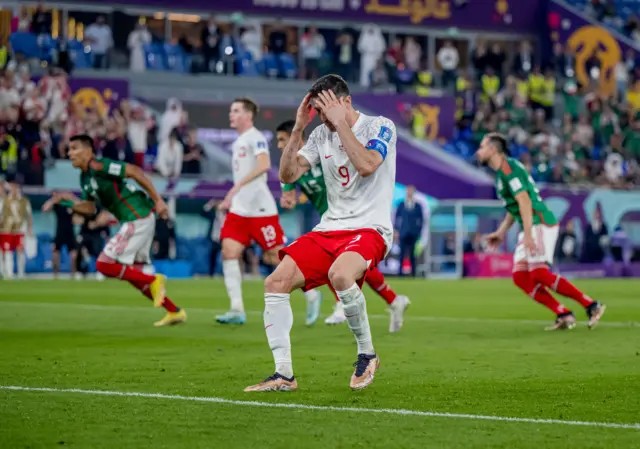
{"left": 530, "top": 267, "right": 594, "bottom": 308}
{"left": 129, "top": 280, "right": 179, "bottom": 313}
{"left": 513, "top": 270, "right": 570, "bottom": 315}
{"left": 365, "top": 267, "right": 397, "bottom": 305}
{"left": 96, "top": 259, "right": 155, "bottom": 284}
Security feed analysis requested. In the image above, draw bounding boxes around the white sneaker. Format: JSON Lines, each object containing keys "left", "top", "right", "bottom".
{"left": 325, "top": 301, "right": 347, "bottom": 325}
{"left": 304, "top": 289, "right": 323, "bottom": 326}
{"left": 389, "top": 295, "right": 410, "bottom": 333}
{"left": 96, "top": 272, "right": 105, "bottom": 282}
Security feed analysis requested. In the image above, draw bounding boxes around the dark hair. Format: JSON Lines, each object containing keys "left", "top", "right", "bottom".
{"left": 276, "top": 120, "right": 305, "bottom": 140}
{"left": 485, "top": 132, "right": 509, "bottom": 155}
{"left": 70, "top": 134, "right": 95, "bottom": 151}
{"left": 233, "top": 97, "right": 259, "bottom": 118}
{"left": 308, "top": 74, "right": 350, "bottom": 99}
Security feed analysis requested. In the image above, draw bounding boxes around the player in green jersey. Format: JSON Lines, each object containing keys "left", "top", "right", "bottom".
{"left": 48, "top": 134, "right": 187, "bottom": 327}
{"left": 276, "top": 121, "right": 410, "bottom": 333}
{"left": 477, "top": 133, "right": 605, "bottom": 330}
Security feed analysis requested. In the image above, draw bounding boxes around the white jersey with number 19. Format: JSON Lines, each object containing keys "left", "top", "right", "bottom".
{"left": 230, "top": 126, "right": 278, "bottom": 217}
{"left": 298, "top": 113, "right": 396, "bottom": 252}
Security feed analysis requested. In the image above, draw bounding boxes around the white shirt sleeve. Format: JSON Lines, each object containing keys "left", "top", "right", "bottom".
{"left": 363, "top": 116, "right": 396, "bottom": 162}
{"left": 298, "top": 127, "right": 321, "bottom": 166}
{"left": 251, "top": 131, "right": 269, "bottom": 156}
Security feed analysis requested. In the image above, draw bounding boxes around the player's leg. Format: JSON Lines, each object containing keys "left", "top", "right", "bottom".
{"left": 1, "top": 235, "right": 12, "bottom": 279}
{"left": 328, "top": 230, "right": 386, "bottom": 390}
{"left": 528, "top": 225, "right": 606, "bottom": 328}
{"left": 366, "top": 267, "right": 410, "bottom": 333}
{"left": 218, "top": 213, "right": 252, "bottom": 324}
{"left": 324, "top": 286, "right": 346, "bottom": 325}
{"left": 511, "top": 229, "right": 575, "bottom": 330}
{"left": 51, "top": 240, "right": 62, "bottom": 278}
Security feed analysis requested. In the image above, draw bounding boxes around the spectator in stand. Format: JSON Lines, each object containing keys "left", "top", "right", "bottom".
{"left": 385, "top": 37, "right": 403, "bottom": 83}
{"left": 127, "top": 22, "right": 152, "bottom": 73}
{"left": 403, "top": 36, "right": 422, "bottom": 72}
{"left": 240, "top": 23, "right": 263, "bottom": 63}
{"left": 555, "top": 221, "right": 578, "bottom": 263}
{"left": 268, "top": 20, "right": 288, "bottom": 78}
{"left": 480, "top": 67, "right": 500, "bottom": 102}
{"left": 182, "top": 128, "right": 205, "bottom": 175}
{"left": 358, "top": 23, "right": 386, "bottom": 88}
{"left": 0, "top": 36, "right": 7, "bottom": 70}
{"left": 11, "top": 6, "right": 31, "bottom": 33}
{"left": 463, "top": 232, "right": 484, "bottom": 254}
{"left": 513, "top": 41, "right": 534, "bottom": 77}
{"left": 0, "top": 74, "right": 20, "bottom": 124}
{"left": 0, "top": 126, "right": 18, "bottom": 176}
{"left": 394, "top": 185, "right": 424, "bottom": 277}
{"left": 582, "top": 209, "right": 609, "bottom": 263}
{"left": 487, "top": 43, "right": 506, "bottom": 81}
{"left": 20, "top": 84, "right": 46, "bottom": 149}
{"left": 550, "top": 42, "right": 565, "bottom": 79}
{"left": 471, "top": 40, "right": 489, "bottom": 80}
{"left": 102, "top": 119, "right": 134, "bottom": 164}
{"left": 437, "top": 40, "right": 459, "bottom": 90}
{"left": 125, "top": 101, "right": 150, "bottom": 167}
{"left": 201, "top": 17, "right": 220, "bottom": 73}
{"left": 586, "top": 0, "right": 608, "bottom": 22}
{"left": 85, "top": 15, "right": 113, "bottom": 70}
{"left": 155, "top": 127, "right": 183, "bottom": 179}
{"left": 30, "top": 3, "right": 51, "bottom": 37}
{"left": 335, "top": 29, "right": 354, "bottom": 82}
{"left": 370, "top": 58, "right": 389, "bottom": 90}
{"left": 300, "top": 26, "right": 326, "bottom": 81}
{"left": 159, "top": 98, "right": 186, "bottom": 145}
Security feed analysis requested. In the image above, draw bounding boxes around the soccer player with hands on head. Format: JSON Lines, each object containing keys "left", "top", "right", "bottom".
{"left": 245, "top": 74, "right": 397, "bottom": 393}
{"left": 478, "top": 133, "right": 606, "bottom": 331}
{"left": 47, "top": 134, "right": 186, "bottom": 327}
{"left": 277, "top": 119, "right": 409, "bottom": 331}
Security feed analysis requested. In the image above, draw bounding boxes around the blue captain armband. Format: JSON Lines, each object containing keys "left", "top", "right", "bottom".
{"left": 365, "top": 139, "right": 388, "bottom": 160}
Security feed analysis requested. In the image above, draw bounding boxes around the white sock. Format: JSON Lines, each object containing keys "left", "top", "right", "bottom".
{"left": 17, "top": 251, "right": 25, "bottom": 277}
{"left": 223, "top": 259, "right": 244, "bottom": 313}
{"left": 264, "top": 293, "right": 294, "bottom": 378}
{"left": 336, "top": 283, "right": 375, "bottom": 355}
{"left": 4, "top": 251, "right": 14, "bottom": 279}
{"left": 304, "top": 289, "right": 320, "bottom": 303}
{"left": 0, "top": 252, "right": 3, "bottom": 277}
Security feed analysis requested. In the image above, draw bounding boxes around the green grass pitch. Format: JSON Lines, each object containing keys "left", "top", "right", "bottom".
{"left": 1, "top": 278, "right": 639, "bottom": 449}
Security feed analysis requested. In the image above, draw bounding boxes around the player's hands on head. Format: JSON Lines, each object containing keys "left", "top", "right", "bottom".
{"left": 314, "top": 90, "right": 348, "bottom": 127}
{"left": 155, "top": 198, "right": 170, "bottom": 219}
{"left": 294, "top": 93, "right": 313, "bottom": 131}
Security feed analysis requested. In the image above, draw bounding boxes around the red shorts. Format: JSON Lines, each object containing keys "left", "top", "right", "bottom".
{"left": 279, "top": 229, "right": 387, "bottom": 292}
{"left": 220, "top": 212, "right": 286, "bottom": 251}
{"left": 0, "top": 233, "right": 24, "bottom": 251}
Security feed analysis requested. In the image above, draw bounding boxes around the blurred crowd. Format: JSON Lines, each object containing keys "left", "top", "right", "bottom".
{"left": 0, "top": 63, "right": 206, "bottom": 185}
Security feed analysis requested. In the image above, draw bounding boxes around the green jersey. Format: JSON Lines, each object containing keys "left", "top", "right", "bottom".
{"left": 80, "top": 158, "right": 154, "bottom": 223}
{"left": 282, "top": 165, "right": 328, "bottom": 215}
{"left": 495, "top": 157, "right": 557, "bottom": 226}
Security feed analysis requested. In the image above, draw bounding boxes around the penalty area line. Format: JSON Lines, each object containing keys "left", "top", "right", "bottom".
{"left": 1, "top": 385, "right": 639, "bottom": 430}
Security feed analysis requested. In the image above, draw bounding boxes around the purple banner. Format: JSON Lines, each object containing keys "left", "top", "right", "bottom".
{"left": 353, "top": 93, "right": 456, "bottom": 141}
{"left": 65, "top": 0, "right": 540, "bottom": 32}
{"left": 547, "top": 0, "right": 637, "bottom": 96}
{"left": 67, "top": 77, "right": 129, "bottom": 115}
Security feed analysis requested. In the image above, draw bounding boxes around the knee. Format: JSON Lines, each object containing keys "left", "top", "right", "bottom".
{"left": 264, "top": 272, "right": 291, "bottom": 294}
{"left": 328, "top": 264, "right": 354, "bottom": 292}
{"left": 221, "top": 240, "right": 242, "bottom": 260}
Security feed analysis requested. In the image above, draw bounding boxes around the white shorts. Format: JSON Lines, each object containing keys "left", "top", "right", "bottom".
{"left": 103, "top": 214, "right": 155, "bottom": 265}
{"left": 513, "top": 224, "right": 559, "bottom": 270}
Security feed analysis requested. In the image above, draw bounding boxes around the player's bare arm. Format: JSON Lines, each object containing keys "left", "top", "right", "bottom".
{"left": 124, "top": 163, "right": 169, "bottom": 219}
{"left": 220, "top": 153, "right": 272, "bottom": 211}
{"left": 514, "top": 191, "right": 536, "bottom": 254}
{"left": 280, "top": 95, "right": 313, "bottom": 183}
{"left": 486, "top": 213, "right": 515, "bottom": 247}
{"left": 53, "top": 191, "right": 97, "bottom": 217}
{"left": 315, "top": 90, "right": 382, "bottom": 177}
{"left": 280, "top": 190, "right": 297, "bottom": 209}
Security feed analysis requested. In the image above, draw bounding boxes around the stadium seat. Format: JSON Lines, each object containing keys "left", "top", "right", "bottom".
{"left": 9, "top": 32, "right": 40, "bottom": 59}
{"left": 164, "top": 43, "right": 190, "bottom": 73}
{"left": 278, "top": 53, "right": 298, "bottom": 79}
{"left": 144, "top": 43, "right": 167, "bottom": 71}
{"left": 262, "top": 53, "right": 279, "bottom": 78}
{"left": 68, "top": 40, "right": 92, "bottom": 69}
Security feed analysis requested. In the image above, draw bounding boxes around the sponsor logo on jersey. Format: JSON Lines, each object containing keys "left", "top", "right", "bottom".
{"left": 509, "top": 178, "right": 523, "bottom": 192}
{"left": 378, "top": 126, "right": 393, "bottom": 143}
{"left": 365, "top": 139, "right": 388, "bottom": 160}
{"left": 108, "top": 163, "right": 122, "bottom": 176}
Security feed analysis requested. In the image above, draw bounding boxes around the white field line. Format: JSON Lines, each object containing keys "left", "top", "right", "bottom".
{"left": 1, "top": 301, "right": 638, "bottom": 328}
{"left": 0, "top": 385, "right": 638, "bottom": 430}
